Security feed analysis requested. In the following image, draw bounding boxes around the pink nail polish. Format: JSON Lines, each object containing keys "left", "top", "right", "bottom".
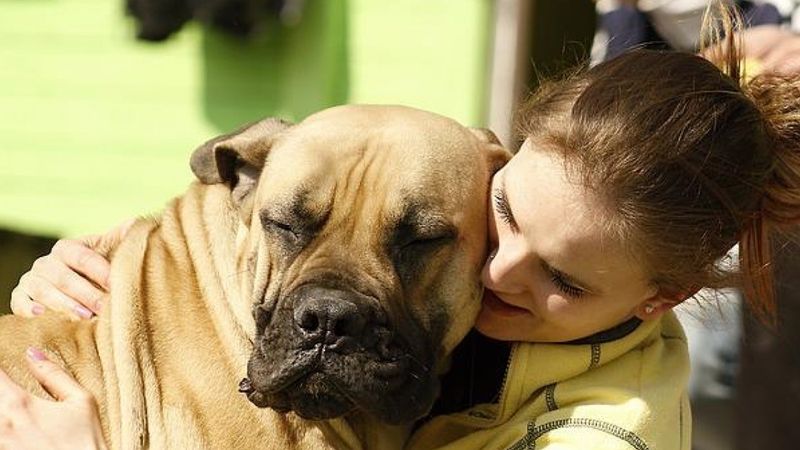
{"left": 74, "top": 305, "right": 93, "bottom": 319}
{"left": 31, "top": 304, "right": 45, "bottom": 316}
{"left": 26, "top": 347, "right": 48, "bottom": 362}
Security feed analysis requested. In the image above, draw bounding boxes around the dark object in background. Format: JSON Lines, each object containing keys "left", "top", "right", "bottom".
{"left": 126, "top": 0, "right": 191, "bottom": 41}
{"left": 0, "top": 229, "right": 58, "bottom": 315}
{"left": 126, "top": 0, "right": 305, "bottom": 41}
{"left": 736, "top": 232, "right": 800, "bottom": 449}
{"left": 597, "top": 0, "right": 781, "bottom": 61}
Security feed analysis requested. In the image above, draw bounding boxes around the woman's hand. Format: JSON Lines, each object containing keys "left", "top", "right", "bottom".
{"left": 0, "top": 347, "right": 107, "bottom": 450}
{"left": 701, "top": 25, "right": 800, "bottom": 77}
{"left": 10, "top": 220, "right": 134, "bottom": 320}
{"left": 741, "top": 25, "right": 800, "bottom": 76}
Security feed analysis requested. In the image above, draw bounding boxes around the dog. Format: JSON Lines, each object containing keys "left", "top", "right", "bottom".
{"left": 0, "top": 105, "right": 509, "bottom": 449}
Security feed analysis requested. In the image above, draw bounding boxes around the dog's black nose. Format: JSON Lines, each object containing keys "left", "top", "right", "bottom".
{"left": 293, "top": 288, "right": 369, "bottom": 346}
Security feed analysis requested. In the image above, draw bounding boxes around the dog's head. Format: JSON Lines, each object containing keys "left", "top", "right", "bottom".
{"left": 190, "top": 105, "right": 510, "bottom": 424}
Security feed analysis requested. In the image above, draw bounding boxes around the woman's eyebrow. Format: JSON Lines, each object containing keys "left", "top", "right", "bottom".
{"left": 496, "top": 178, "right": 521, "bottom": 233}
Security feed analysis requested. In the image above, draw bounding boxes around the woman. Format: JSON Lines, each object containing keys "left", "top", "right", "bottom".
{"left": 4, "top": 8, "right": 800, "bottom": 449}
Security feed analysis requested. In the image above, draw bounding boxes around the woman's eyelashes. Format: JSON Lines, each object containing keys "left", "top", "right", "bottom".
{"left": 543, "top": 263, "right": 586, "bottom": 299}
{"left": 492, "top": 188, "right": 518, "bottom": 231}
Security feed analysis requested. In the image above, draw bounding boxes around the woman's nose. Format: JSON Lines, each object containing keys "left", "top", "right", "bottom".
{"left": 482, "top": 245, "right": 528, "bottom": 291}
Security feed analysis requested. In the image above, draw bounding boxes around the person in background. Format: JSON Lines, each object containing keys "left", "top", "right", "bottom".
{"left": 4, "top": 4, "right": 800, "bottom": 448}
{"left": 592, "top": 0, "right": 798, "bottom": 68}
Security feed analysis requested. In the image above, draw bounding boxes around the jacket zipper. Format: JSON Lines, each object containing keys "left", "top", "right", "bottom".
{"left": 495, "top": 342, "right": 518, "bottom": 417}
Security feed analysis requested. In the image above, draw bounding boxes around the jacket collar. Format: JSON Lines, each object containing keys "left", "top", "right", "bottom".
{"left": 494, "top": 313, "right": 675, "bottom": 423}
{"left": 564, "top": 316, "right": 643, "bottom": 345}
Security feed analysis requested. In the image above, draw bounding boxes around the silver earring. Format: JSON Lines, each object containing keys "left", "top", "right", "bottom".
{"left": 644, "top": 304, "right": 655, "bottom": 315}
{"left": 488, "top": 250, "right": 497, "bottom": 261}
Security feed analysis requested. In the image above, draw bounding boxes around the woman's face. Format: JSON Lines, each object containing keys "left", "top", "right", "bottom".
{"left": 476, "top": 139, "right": 670, "bottom": 343}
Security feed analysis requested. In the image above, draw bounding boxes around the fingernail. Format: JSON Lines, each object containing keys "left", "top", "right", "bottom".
{"left": 31, "top": 304, "right": 45, "bottom": 316}
{"left": 26, "top": 347, "right": 48, "bottom": 362}
{"left": 74, "top": 305, "right": 93, "bottom": 319}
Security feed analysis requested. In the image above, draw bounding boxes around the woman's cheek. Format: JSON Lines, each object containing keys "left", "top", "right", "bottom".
{"left": 539, "top": 291, "right": 575, "bottom": 315}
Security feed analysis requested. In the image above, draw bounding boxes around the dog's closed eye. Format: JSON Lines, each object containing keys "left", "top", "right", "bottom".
{"left": 263, "top": 218, "right": 302, "bottom": 240}
{"left": 398, "top": 232, "right": 455, "bottom": 250}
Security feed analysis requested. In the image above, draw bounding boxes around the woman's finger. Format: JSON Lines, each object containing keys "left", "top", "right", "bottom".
{"left": 33, "top": 257, "right": 105, "bottom": 314}
{"left": 0, "top": 366, "right": 24, "bottom": 400}
{"left": 767, "top": 51, "right": 800, "bottom": 76}
{"left": 761, "top": 39, "right": 800, "bottom": 74}
{"left": 9, "top": 286, "right": 45, "bottom": 318}
{"left": 51, "top": 240, "right": 111, "bottom": 291}
{"left": 0, "top": 367, "right": 30, "bottom": 426}
{"left": 775, "top": 56, "right": 800, "bottom": 76}
{"left": 24, "top": 348, "right": 89, "bottom": 403}
{"left": 740, "top": 25, "right": 787, "bottom": 59}
{"left": 18, "top": 273, "right": 93, "bottom": 320}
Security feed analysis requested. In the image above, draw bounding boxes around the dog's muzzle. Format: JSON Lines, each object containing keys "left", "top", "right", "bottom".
{"left": 243, "top": 284, "right": 438, "bottom": 424}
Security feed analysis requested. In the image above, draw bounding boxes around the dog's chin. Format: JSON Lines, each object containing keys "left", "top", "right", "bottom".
{"left": 247, "top": 371, "right": 356, "bottom": 420}
{"left": 245, "top": 312, "right": 441, "bottom": 424}
{"left": 244, "top": 364, "right": 439, "bottom": 424}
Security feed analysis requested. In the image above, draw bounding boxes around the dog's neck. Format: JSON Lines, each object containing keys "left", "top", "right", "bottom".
{"left": 182, "top": 184, "right": 257, "bottom": 365}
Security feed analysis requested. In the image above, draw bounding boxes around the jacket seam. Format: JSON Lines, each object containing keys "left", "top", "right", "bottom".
{"left": 544, "top": 383, "right": 558, "bottom": 412}
{"left": 679, "top": 396, "right": 684, "bottom": 448}
{"left": 660, "top": 333, "right": 683, "bottom": 340}
{"left": 507, "top": 418, "right": 650, "bottom": 450}
{"left": 589, "top": 343, "right": 602, "bottom": 369}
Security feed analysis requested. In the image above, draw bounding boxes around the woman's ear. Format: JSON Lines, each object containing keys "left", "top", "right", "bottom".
{"left": 635, "top": 286, "right": 700, "bottom": 321}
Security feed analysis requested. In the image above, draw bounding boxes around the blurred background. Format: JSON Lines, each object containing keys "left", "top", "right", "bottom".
{"left": 1, "top": 1, "right": 798, "bottom": 449}
{"left": 0, "top": 0, "right": 595, "bottom": 300}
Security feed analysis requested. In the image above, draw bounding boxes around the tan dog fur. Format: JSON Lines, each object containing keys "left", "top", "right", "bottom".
{"left": 0, "top": 105, "right": 509, "bottom": 449}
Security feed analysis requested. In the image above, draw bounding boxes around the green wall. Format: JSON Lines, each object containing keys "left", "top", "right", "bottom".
{"left": 0, "top": 0, "right": 491, "bottom": 310}
{"left": 0, "top": 0, "right": 489, "bottom": 238}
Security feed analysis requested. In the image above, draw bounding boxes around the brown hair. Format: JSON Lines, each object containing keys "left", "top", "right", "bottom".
{"left": 516, "top": 4, "right": 800, "bottom": 325}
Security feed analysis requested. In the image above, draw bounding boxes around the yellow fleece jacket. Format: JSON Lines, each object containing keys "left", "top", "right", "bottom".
{"left": 405, "top": 312, "right": 691, "bottom": 450}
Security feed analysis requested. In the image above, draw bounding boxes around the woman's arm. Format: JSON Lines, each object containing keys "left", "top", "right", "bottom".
{"left": 0, "top": 348, "right": 107, "bottom": 450}
{"left": 10, "top": 220, "right": 134, "bottom": 320}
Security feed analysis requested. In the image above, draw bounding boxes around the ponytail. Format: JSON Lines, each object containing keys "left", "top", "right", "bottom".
{"left": 698, "top": 1, "right": 800, "bottom": 325}
{"left": 736, "top": 73, "right": 800, "bottom": 325}
{"left": 748, "top": 75, "right": 800, "bottom": 225}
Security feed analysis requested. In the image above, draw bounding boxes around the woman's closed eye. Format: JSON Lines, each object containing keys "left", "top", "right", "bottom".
{"left": 542, "top": 262, "right": 586, "bottom": 299}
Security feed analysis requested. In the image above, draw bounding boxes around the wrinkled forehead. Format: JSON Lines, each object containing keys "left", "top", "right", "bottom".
{"left": 259, "top": 106, "right": 485, "bottom": 213}
{"left": 290, "top": 105, "right": 480, "bottom": 165}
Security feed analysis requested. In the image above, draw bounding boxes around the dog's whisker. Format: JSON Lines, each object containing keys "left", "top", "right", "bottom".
{"left": 405, "top": 355, "right": 431, "bottom": 374}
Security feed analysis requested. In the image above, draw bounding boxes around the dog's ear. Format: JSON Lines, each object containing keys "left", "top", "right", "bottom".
{"left": 190, "top": 118, "right": 292, "bottom": 213}
{"left": 468, "top": 127, "right": 512, "bottom": 175}
{"left": 191, "top": 117, "right": 292, "bottom": 186}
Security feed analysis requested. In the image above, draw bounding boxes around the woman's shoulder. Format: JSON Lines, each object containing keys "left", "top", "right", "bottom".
{"left": 506, "top": 312, "right": 691, "bottom": 449}
{"left": 407, "top": 316, "right": 691, "bottom": 450}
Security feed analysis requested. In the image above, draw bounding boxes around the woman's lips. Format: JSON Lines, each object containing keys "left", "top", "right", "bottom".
{"left": 482, "top": 289, "right": 529, "bottom": 317}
